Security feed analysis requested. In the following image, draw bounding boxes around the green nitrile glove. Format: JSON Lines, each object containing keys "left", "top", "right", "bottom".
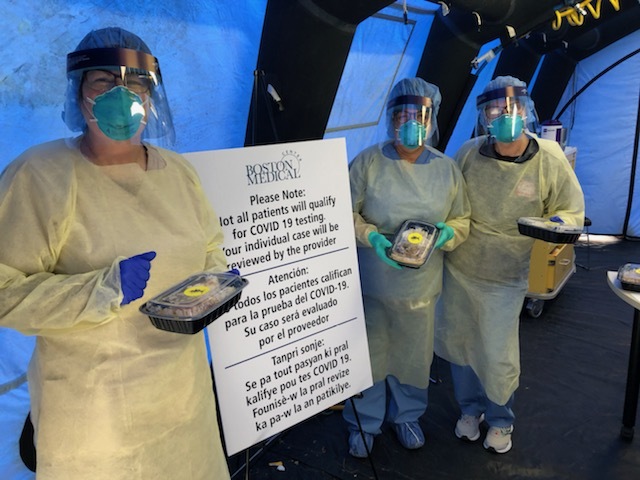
{"left": 435, "top": 222, "right": 454, "bottom": 249}
{"left": 368, "top": 231, "right": 402, "bottom": 270}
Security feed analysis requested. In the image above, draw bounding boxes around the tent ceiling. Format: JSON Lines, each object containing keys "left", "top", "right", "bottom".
{"left": 442, "top": 0, "right": 639, "bottom": 60}
{"left": 416, "top": 0, "right": 638, "bottom": 148}
{"left": 528, "top": 1, "right": 640, "bottom": 60}
{"left": 247, "top": 0, "right": 637, "bottom": 147}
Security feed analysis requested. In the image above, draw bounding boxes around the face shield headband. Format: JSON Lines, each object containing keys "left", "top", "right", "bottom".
{"left": 387, "top": 95, "right": 433, "bottom": 112}
{"left": 67, "top": 47, "right": 161, "bottom": 85}
{"left": 476, "top": 86, "right": 528, "bottom": 110}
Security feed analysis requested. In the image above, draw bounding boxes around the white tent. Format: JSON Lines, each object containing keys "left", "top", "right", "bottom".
{"left": 555, "top": 32, "right": 640, "bottom": 235}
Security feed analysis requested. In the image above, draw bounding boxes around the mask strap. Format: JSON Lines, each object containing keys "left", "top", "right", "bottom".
{"left": 83, "top": 96, "right": 99, "bottom": 124}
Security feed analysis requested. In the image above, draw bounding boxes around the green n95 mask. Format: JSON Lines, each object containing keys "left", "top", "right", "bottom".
{"left": 488, "top": 114, "right": 524, "bottom": 143}
{"left": 398, "top": 120, "right": 427, "bottom": 149}
{"left": 86, "top": 86, "right": 146, "bottom": 141}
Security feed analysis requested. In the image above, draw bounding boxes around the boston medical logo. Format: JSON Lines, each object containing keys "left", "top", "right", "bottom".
{"left": 246, "top": 149, "right": 302, "bottom": 185}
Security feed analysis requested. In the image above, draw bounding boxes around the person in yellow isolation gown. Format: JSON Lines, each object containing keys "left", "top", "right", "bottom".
{"left": 0, "top": 27, "right": 231, "bottom": 479}
{"left": 344, "top": 77, "right": 470, "bottom": 457}
{"left": 435, "top": 76, "right": 585, "bottom": 454}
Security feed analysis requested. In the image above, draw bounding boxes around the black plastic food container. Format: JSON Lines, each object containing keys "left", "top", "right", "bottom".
{"left": 517, "top": 217, "right": 582, "bottom": 244}
{"left": 140, "top": 272, "right": 249, "bottom": 334}
{"left": 387, "top": 220, "right": 440, "bottom": 269}
{"left": 618, "top": 263, "right": 640, "bottom": 292}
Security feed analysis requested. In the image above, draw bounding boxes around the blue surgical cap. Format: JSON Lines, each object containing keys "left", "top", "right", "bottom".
{"left": 73, "top": 27, "right": 153, "bottom": 53}
{"left": 482, "top": 75, "right": 527, "bottom": 93}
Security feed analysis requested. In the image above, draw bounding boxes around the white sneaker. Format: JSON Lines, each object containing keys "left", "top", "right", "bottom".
{"left": 455, "top": 413, "right": 484, "bottom": 442}
{"left": 483, "top": 425, "right": 514, "bottom": 453}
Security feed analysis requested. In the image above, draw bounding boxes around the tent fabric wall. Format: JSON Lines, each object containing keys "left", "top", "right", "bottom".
{"left": 246, "top": 0, "right": 396, "bottom": 146}
{"left": 556, "top": 30, "right": 640, "bottom": 237}
{"left": 531, "top": 51, "right": 579, "bottom": 122}
{"left": 323, "top": 2, "right": 437, "bottom": 161}
{"left": 443, "top": 39, "right": 502, "bottom": 157}
{"left": 0, "top": 0, "right": 267, "bottom": 173}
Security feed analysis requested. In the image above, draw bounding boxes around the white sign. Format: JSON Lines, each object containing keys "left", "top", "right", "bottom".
{"left": 185, "top": 138, "right": 372, "bottom": 456}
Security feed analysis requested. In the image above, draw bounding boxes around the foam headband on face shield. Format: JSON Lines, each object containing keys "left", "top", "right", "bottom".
{"left": 476, "top": 86, "right": 528, "bottom": 108}
{"left": 387, "top": 95, "right": 432, "bottom": 110}
{"left": 67, "top": 47, "right": 162, "bottom": 80}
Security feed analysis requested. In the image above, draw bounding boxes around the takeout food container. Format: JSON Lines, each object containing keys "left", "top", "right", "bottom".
{"left": 140, "top": 272, "right": 248, "bottom": 334}
{"left": 517, "top": 217, "right": 583, "bottom": 244}
{"left": 617, "top": 263, "right": 640, "bottom": 292}
{"left": 387, "top": 220, "right": 440, "bottom": 269}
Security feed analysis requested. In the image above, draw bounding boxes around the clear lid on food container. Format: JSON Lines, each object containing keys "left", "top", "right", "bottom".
{"left": 387, "top": 220, "right": 439, "bottom": 268}
{"left": 140, "top": 272, "right": 248, "bottom": 320}
{"left": 618, "top": 263, "right": 640, "bottom": 290}
{"left": 517, "top": 217, "right": 583, "bottom": 235}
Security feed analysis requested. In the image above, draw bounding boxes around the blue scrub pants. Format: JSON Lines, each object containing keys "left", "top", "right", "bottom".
{"left": 342, "top": 375, "right": 428, "bottom": 434}
{"left": 450, "top": 363, "right": 515, "bottom": 427}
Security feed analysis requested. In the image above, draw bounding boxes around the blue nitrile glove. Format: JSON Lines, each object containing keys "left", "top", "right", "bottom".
{"left": 549, "top": 216, "right": 564, "bottom": 224}
{"left": 435, "top": 222, "right": 455, "bottom": 249}
{"left": 368, "top": 231, "right": 401, "bottom": 270}
{"left": 227, "top": 268, "right": 241, "bottom": 276}
{"left": 119, "top": 251, "right": 156, "bottom": 305}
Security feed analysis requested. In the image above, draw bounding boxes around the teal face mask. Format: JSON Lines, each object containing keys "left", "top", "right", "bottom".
{"left": 398, "top": 120, "right": 427, "bottom": 148}
{"left": 488, "top": 114, "right": 524, "bottom": 143}
{"left": 87, "top": 86, "right": 145, "bottom": 141}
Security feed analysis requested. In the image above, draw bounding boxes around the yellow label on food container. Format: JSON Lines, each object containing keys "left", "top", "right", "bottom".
{"left": 408, "top": 232, "right": 423, "bottom": 244}
{"left": 184, "top": 285, "right": 210, "bottom": 297}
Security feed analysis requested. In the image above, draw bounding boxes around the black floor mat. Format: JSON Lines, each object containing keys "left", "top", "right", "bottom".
{"left": 225, "top": 238, "right": 640, "bottom": 480}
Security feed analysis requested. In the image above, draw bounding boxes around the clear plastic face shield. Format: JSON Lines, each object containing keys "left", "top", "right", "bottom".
{"left": 476, "top": 86, "right": 537, "bottom": 143}
{"left": 64, "top": 47, "right": 175, "bottom": 145}
{"left": 387, "top": 95, "right": 438, "bottom": 149}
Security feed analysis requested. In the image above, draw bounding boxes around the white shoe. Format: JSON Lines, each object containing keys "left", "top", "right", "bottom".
{"left": 455, "top": 413, "right": 484, "bottom": 442}
{"left": 483, "top": 425, "right": 514, "bottom": 453}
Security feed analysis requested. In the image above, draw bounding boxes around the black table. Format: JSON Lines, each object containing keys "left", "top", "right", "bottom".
{"left": 607, "top": 271, "right": 640, "bottom": 441}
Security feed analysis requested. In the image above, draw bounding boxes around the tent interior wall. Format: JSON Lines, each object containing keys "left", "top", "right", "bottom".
{"left": 0, "top": 0, "right": 638, "bottom": 478}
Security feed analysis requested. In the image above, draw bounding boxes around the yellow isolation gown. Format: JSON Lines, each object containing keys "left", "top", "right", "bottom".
{"left": 435, "top": 135, "right": 585, "bottom": 405}
{"left": 350, "top": 141, "right": 470, "bottom": 388}
{"left": 0, "top": 137, "right": 230, "bottom": 479}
